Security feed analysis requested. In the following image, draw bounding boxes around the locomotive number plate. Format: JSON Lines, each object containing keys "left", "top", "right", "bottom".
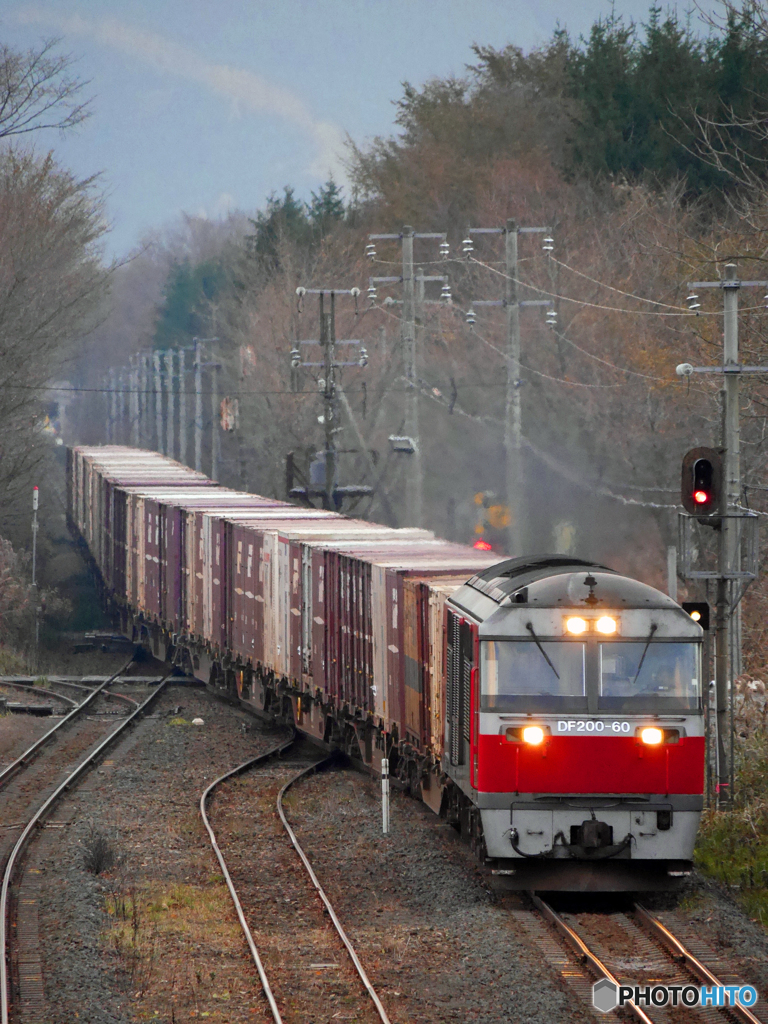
{"left": 556, "top": 720, "right": 632, "bottom": 734}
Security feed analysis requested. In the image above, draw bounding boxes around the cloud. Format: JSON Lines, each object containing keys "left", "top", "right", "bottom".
{"left": 14, "top": 8, "right": 347, "bottom": 180}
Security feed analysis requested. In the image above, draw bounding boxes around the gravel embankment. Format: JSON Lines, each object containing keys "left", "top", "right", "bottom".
{"left": 16, "top": 676, "right": 768, "bottom": 1024}
{"left": 283, "top": 764, "right": 594, "bottom": 1024}
{"left": 33, "top": 683, "right": 281, "bottom": 1024}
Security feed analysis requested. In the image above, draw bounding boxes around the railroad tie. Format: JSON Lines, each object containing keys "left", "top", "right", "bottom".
{"left": 14, "top": 872, "right": 45, "bottom": 1024}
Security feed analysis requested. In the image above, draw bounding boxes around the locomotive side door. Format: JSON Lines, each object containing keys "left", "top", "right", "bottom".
{"left": 445, "top": 609, "right": 478, "bottom": 786}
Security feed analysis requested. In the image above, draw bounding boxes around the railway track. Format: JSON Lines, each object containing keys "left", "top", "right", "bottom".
{"left": 0, "top": 666, "right": 175, "bottom": 1024}
{"left": 201, "top": 737, "right": 392, "bottom": 1024}
{"left": 0, "top": 682, "right": 76, "bottom": 714}
{"left": 0, "top": 658, "right": 136, "bottom": 792}
{"left": 532, "top": 893, "right": 765, "bottom": 1023}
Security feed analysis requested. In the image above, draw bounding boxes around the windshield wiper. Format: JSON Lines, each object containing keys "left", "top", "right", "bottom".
{"left": 526, "top": 622, "right": 560, "bottom": 680}
{"left": 631, "top": 623, "right": 658, "bottom": 687}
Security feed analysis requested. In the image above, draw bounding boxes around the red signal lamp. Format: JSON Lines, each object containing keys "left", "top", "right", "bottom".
{"left": 693, "top": 489, "right": 709, "bottom": 505}
{"left": 473, "top": 538, "right": 493, "bottom": 551}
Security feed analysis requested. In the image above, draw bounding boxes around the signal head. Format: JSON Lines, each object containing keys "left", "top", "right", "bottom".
{"left": 681, "top": 447, "right": 722, "bottom": 516}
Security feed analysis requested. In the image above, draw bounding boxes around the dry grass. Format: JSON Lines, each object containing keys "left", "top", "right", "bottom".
{"left": 102, "top": 878, "right": 265, "bottom": 1022}
{"left": 696, "top": 678, "right": 768, "bottom": 929}
{"left": 0, "top": 647, "right": 28, "bottom": 674}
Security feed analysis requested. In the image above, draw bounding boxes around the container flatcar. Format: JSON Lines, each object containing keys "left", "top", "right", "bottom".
{"left": 67, "top": 447, "right": 705, "bottom": 890}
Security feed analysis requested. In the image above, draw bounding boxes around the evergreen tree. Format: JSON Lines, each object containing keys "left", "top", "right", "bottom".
{"left": 153, "top": 258, "right": 226, "bottom": 348}
{"left": 308, "top": 178, "right": 345, "bottom": 233}
{"left": 246, "top": 186, "right": 312, "bottom": 270}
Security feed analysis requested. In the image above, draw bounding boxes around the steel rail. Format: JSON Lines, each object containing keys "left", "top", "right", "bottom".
{"left": 277, "top": 759, "right": 393, "bottom": 1024}
{"left": 5, "top": 678, "right": 145, "bottom": 708}
{"left": 0, "top": 682, "right": 76, "bottom": 708}
{"left": 530, "top": 894, "right": 655, "bottom": 1024}
{"left": 199, "top": 735, "right": 294, "bottom": 1024}
{"left": 0, "top": 656, "right": 135, "bottom": 792}
{"left": 0, "top": 668, "right": 174, "bottom": 1024}
{"left": 634, "top": 903, "right": 764, "bottom": 1024}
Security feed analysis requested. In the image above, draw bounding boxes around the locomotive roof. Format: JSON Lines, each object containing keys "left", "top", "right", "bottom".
{"left": 466, "top": 554, "right": 615, "bottom": 603}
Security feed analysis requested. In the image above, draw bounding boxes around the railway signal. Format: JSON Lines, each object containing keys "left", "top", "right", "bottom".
{"left": 675, "top": 264, "right": 768, "bottom": 808}
{"left": 682, "top": 602, "right": 710, "bottom": 630}
{"left": 680, "top": 447, "right": 722, "bottom": 516}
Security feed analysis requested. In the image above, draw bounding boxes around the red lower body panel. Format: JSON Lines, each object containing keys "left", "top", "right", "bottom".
{"left": 476, "top": 735, "right": 705, "bottom": 794}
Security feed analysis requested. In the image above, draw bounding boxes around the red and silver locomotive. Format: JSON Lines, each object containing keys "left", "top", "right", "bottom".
{"left": 442, "top": 556, "right": 704, "bottom": 891}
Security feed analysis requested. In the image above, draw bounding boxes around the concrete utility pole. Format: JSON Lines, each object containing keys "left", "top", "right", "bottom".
{"left": 194, "top": 339, "right": 203, "bottom": 472}
{"left": 367, "top": 228, "right": 448, "bottom": 527}
{"left": 178, "top": 348, "right": 188, "bottom": 466}
{"left": 678, "top": 262, "right": 767, "bottom": 806}
{"left": 505, "top": 219, "right": 522, "bottom": 556}
{"left": 211, "top": 352, "right": 221, "bottom": 481}
{"left": 153, "top": 352, "right": 164, "bottom": 454}
{"left": 108, "top": 367, "right": 116, "bottom": 444}
{"left": 322, "top": 292, "right": 337, "bottom": 510}
{"left": 290, "top": 287, "right": 371, "bottom": 512}
{"left": 165, "top": 349, "right": 175, "bottom": 459}
{"left": 130, "top": 359, "right": 140, "bottom": 448}
{"left": 401, "top": 226, "right": 422, "bottom": 527}
{"left": 715, "top": 266, "right": 741, "bottom": 804}
{"left": 140, "top": 353, "right": 151, "bottom": 447}
{"left": 114, "top": 372, "right": 123, "bottom": 444}
{"left": 465, "top": 222, "right": 553, "bottom": 555}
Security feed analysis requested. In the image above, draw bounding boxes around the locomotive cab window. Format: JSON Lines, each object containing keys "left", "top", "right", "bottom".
{"left": 599, "top": 642, "right": 699, "bottom": 711}
{"left": 481, "top": 641, "right": 586, "bottom": 711}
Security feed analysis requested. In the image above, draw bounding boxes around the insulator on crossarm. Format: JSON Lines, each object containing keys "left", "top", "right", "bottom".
{"left": 441, "top": 282, "right": 452, "bottom": 303}
{"left": 359, "top": 347, "right": 368, "bottom": 368}
{"left": 764, "top": 293, "right": 768, "bottom": 308}
{"left": 462, "top": 237, "right": 474, "bottom": 256}
{"left": 546, "top": 309, "right": 557, "bottom": 326}
{"left": 317, "top": 377, "right": 326, "bottom": 391}
{"left": 542, "top": 236, "right": 554, "bottom": 253}
{"left": 686, "top": 293, "right": 700, "bottom": 310}
{"left": 365, "top": 243, "right": 376, "bottom": 260}
{"left": 367, "top": 283, "right": 378, "bottom": 303}
{"left": 466, "top": 307, "right": 476, "bottom": 326}
{"left": 439, "top": 240, "right": 450, "bottom": 259}
{"left": 290, "top": 347, "right": 301, "bottom": 369}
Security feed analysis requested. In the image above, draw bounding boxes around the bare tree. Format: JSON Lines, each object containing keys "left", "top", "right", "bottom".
{"left": 0, "top": 37, "right": 89, "bottom": 139}
{"left": 0, "top": 148, "right": 108, "bottom": 496}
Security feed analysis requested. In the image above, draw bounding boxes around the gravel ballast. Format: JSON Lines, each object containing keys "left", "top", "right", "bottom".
{"left": 6, "top": 678, "right": 766, "bottom": 1023}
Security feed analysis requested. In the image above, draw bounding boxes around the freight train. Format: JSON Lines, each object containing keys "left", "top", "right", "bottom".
{"left": 67, "top": 445, "right": 705, "bottom": 890}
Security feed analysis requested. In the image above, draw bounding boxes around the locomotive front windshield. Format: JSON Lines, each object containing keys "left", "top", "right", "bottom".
{"left": 599, "top": 642, "right": 699, "bottom": 710}
{"left": 482, "top": 641, "right": 586, "bottom": 711}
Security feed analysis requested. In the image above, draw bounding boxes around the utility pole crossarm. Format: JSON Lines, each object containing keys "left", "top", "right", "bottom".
{"left": 689, "top": 279, "right": 768, "bottom": 288}
{"left": 468, "top": 226, "right": 552, "bottom": 235}
{"left": 677, "top": 364, "right": 768, "bottom": 375}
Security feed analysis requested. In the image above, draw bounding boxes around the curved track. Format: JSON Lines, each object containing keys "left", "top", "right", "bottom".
{"left": 532, "top": 894, "right": 765, "bottom": 1024}
{"left": 200, "top": 738, "right": 392, "bottom": 1024}
{"left": 0, "top": 668, "right": 175, "bottom": 1024}
{"left": 0, "top": 657, "right": 136, "bottom": 792}
{"left": 0, "top": 682, "right": 76, "bottom": 711}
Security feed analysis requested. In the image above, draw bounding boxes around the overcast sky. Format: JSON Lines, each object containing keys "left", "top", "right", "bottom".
{"left": 2, "top": 1, "right": 724, "bottom": 259}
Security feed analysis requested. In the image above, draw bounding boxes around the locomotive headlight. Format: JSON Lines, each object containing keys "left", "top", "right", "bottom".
{"left": 522, "top": 725, "right": 545, "bottom": 746}
{"left": 565, "top": 616, "right": 588, "bottom": 635}
{"left": 640, "top": 727, "right": 664, "bottom": 746}
{"left": 596, "top": 615, "right": 617, "bottom": 635}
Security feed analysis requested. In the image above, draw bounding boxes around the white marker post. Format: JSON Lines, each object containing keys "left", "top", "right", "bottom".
{"left": 32, "top": 487, "right": 39, "bottom": 663}
{"left": 381, "top": 757, "right": 390, "bottom": 834}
